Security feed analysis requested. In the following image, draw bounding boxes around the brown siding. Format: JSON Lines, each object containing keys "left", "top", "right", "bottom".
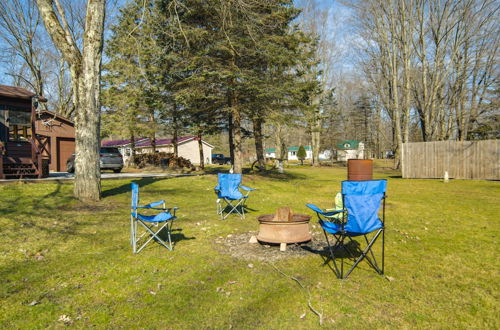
{"left": 57, "top": 138, "right": 75, "bottom": 172}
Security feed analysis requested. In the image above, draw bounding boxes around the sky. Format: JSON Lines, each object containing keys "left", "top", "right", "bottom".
{"left": 0, "top": 0, "right": 355, "bottom": 88}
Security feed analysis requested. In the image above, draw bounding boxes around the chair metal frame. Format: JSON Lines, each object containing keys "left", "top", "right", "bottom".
{"left": 307, "top": 180, "right": 386, "bottom": 279}
{"left": 215, "top": 174, "right": 255, "bottom": 219}
{"left": 216, "top": 189, "right": 252, "bottom": 219}
{"left": 130, "top": 183, "right": 178, "bottom": 253}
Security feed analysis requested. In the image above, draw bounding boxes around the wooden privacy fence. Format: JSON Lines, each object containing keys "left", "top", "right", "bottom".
{"left": 401, "top": 140, "right": 500, "bottom": 180}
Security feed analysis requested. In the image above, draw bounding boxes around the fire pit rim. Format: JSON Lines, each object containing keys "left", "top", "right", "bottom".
{"left": 256, "top": 212, "right": 312, "bottom": 244}
{"left": 257, "top": 214, "right": 311, "bottom": 223}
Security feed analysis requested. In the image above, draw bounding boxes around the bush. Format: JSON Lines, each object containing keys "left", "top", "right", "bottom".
{"left": 133, "top": 152, "right": 194, "bottom": 169}
{"left": 297, "top": 145, "right": 307, "bottom": 164}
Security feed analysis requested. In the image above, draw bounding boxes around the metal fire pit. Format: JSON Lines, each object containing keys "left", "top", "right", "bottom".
{"left": 257, "top": 213, "right": 312, "bottom": 244}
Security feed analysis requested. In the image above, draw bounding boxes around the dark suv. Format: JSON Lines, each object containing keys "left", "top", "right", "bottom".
{"left": 212, "top": 153, "right": 231, "bottom": 165}
{"left": 66, "top": 147, "right": 124, "bottom": 173}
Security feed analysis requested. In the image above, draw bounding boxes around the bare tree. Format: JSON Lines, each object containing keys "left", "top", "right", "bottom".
{"left": 36, "top": 0, "right": 106, "bottom": 201}
{"left": 344, "top": 0, "right": 499, "bottom": 167}
{"left": 299, "top": 0, "right": 342, "bottom": 166}
{"left": 0, "top": 0, "right": 45, "bottom": 102}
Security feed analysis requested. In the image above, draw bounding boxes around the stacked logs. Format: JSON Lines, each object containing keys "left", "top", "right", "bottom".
{"left": 134, "top": 152, "right": 194, "bottom": 169}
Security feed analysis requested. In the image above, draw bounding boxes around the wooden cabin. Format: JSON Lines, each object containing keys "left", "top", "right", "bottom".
{"left": 35, "top": 111, "right": 75, "bottom": 172}
{"left": 0, "top": 84, "right": 49, "bottom": 179}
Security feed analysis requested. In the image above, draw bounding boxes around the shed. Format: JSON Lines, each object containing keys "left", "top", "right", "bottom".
{"left": 35, "top": 111, "right": 75, "bottom": 172}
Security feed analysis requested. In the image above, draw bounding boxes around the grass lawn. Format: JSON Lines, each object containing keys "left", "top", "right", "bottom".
{"left": 0, "top": 166, "right": 498, "bottom": 328}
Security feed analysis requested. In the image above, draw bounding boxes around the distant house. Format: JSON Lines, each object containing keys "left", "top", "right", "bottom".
{"left": 336, "top": 140, "right": 364, "bottom": 161}
{"left": 265, "top": 146, "right": 313, "bottom": 160}
{"left": 264, "top": 148, "right": 277, "bottom": 159}
{"left": 102, "top": 135, "right": 214, "bottom": 166}
{"left": 101, "top": 137, "right": 148, "bottom": 165}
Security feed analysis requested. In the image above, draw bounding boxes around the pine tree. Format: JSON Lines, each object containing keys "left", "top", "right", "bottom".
{"left": 102, "top": 0, "right": 159, "bottom": 160}
{"left": 297, "top": 145, "right": 307, "bottom": 165}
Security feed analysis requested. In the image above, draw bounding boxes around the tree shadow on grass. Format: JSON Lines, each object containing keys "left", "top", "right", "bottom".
{"left": 253, "top": 170, "right": 307, "bottom": 181}
{"left": 102, "top": 177, "right": 170, "bottom": 198}
{"left": 0, "top": 181, "right": 106, "bottom": 242}
{"left": 218, "top": 204, "right": 259, "bottom": 219}
{"left": 301, "top": 240, "right": 386, "bottom": 275}
{"left": 202, "top": 167, "right": 307, "bottom": 181}
{"left": 157, "top": 227, "right": 196, "bottom": 246}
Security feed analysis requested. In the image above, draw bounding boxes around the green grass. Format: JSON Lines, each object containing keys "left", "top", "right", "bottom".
{"left": 0, "top": 166, "right": 498, "bottom": 328}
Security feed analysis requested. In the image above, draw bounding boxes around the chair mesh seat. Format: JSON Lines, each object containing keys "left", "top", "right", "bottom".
{"left": 135, "top": 212, "right": 174, "bottom": 222}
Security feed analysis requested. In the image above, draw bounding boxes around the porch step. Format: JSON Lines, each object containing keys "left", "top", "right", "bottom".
{"left": 3, "top": 162, "right": 39, "bottom": 179}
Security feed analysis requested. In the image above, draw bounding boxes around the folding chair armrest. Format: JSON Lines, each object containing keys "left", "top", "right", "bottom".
{"left": 306, "top": 203, "right": 343, "bottom": 217}
{"left": 146, "top": 206, "right": 178, "bottom": 212}
{"left": 322, "top": 209, "right": 344, "bottom": 217}
{"left": 325, "top": 208, "right": 345, "bottom": 215}
{"left": 137, "top": 200, "right": 165, "bottom": 209}
{"left": 240, "top": 185, "right": 255, "bottom": 191}
{"left": 170, "top": 206, "right": 179, "bottom": 217}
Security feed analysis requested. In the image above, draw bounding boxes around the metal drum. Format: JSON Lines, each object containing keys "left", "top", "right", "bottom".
{"left": 347, "top": 159, "right": 373, "bottom": 181}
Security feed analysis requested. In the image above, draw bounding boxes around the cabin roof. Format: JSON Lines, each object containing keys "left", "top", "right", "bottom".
{"left": 37, "top": 110, "right": 74, "bottom": 125}
{"left": 0, "top": 84, "right": 47, "bottom": 102}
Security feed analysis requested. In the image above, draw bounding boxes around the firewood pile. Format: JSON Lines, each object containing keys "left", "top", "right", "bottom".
{"left": 133, "top": 152, "right": 194, "bottom": 169}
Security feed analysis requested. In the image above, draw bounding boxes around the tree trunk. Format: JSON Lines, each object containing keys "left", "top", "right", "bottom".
{"left": 390, "top": 3, "right": 402, "bottom": 169}
{"left": 172, "top": 102, "right": 178, "bottom": 156}
{"left": 310, "top": 96, "right": 321, "bottom": 167}
{"left": 311, "top": 128, "right": 320, "bottom": 166}
{"left": 252, "top": 117, "right": 266, "bottom": 171}
{"left": 228, "top": 113, "right": 234, "bottom": 165}
{"left": 197, "top": 133, "right": 204, "bottom": 169}
{"left": 231, "top": 93, "right": 242, "bottom": 174}
{"left": 172, "top": 126, "right": 178, "bottom": 157}
{"left": 129, "top": 129, "right": 136, "bottom": 166}
{"left": 274, "top": 124, "right": 286, "bottom": 172}
{"left": 36, "top": 0, "right": 105, "bottom": 202}
{"left": 149, "top": 112, "right": 156, "bottom": 153}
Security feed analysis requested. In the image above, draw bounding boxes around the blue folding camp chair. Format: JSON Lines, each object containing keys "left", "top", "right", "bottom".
{"left": 130, "top": 182, "right": 178, "bottom": 253}
{"left": 215, "top": 173, "right": 255, "bottom": 219}
{"left": 307, "top": 180, "right": 387, "bottom": 279}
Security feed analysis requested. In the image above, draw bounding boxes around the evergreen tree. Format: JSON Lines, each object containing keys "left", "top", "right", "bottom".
{"left": 297, "top": 145, "right": 306, "bottom": 165}
{"left": 102, "top": 0, "right": 159, "bottom": 160}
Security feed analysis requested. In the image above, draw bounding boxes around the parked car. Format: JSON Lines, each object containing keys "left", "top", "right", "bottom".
{"left": 212, "top": 153, "right": 231, "bottom": 165}
{"left": 66, "top": 147, "right": 124, "bottom": 173}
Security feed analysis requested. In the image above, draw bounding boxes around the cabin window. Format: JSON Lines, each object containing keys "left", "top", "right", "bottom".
{"left": 8, "top": 110, "right": 31, "bottom": 142}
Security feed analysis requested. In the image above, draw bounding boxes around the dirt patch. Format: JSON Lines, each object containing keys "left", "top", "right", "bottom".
{"left": 68, "top": 201, "right": 119, "bottom": 212}
{"left": 215, "top": 230, "right": 328, "bottom": 262}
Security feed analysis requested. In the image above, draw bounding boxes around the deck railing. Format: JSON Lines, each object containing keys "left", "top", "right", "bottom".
{"left": 0, "top": 142, "right": 4, "bottom": 179}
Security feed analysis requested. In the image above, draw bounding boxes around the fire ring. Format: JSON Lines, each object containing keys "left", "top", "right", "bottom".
{"left": 257, "top": 208, "right": 311, "bottom": 244}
